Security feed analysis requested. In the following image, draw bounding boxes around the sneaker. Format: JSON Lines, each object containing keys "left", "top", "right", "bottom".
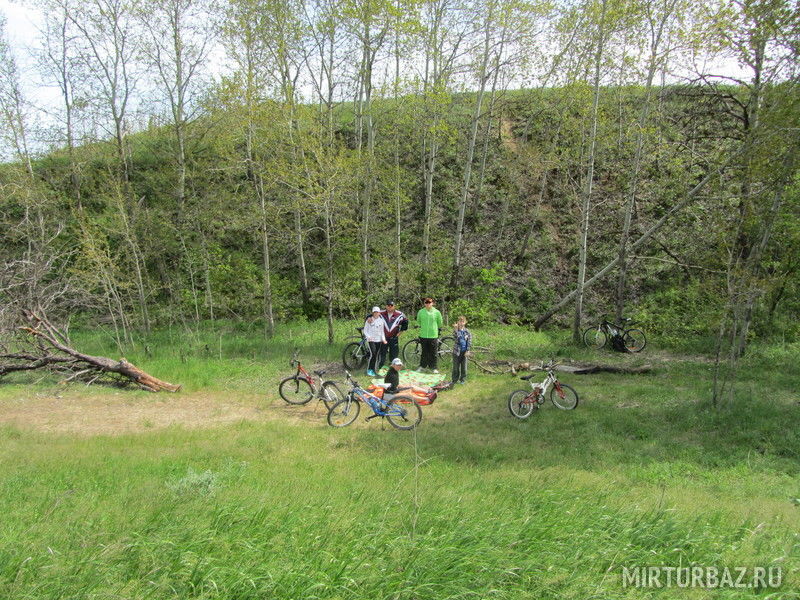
{"left": 459, "top": 380, "right": 466, "bottom": 384}
{"left": 432, "top": 369, "right": 439, "bottom": 374}
{"left": 367, "top": 370, "right": 376, "bottom": 377}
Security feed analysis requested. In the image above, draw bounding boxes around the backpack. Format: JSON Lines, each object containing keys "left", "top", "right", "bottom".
{"left": 400, "top": 317, "right": 409, "bottom": 331}
{"left": 610, "top": 333, "right": 630, "bottom": 353}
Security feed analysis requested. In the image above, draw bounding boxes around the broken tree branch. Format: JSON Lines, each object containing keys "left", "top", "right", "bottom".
{"left": 0, "top": 310, "right": 182, "bottom": 393}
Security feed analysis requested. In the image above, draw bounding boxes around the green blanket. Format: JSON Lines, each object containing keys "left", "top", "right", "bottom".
{"left": 371, "top": 368, "right": 447, "bottom": 388}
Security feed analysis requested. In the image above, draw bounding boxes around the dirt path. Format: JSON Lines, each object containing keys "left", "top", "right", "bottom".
{"left": 0, "top": 383, "right": 461, "bottom": 435}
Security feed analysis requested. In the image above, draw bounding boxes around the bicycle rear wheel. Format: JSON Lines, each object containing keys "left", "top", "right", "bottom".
{"left": 327, "top": 396, "right": 360, "bottom": 427}
{"left": 385, "top": 397, "right": 422, "bottom": 430}
{"left": 549, "top": 383, "right": 578, "bottom": 410}
{"left": 402, "top": 338, "right": 423, "bottom": 369}
{"left": 508, "top": 389, "right": 536, "bottom": 419}
{"left": 342, "top": 341, "right": 367, "bottom": 370}
{"left": 623, "top": 329, "right": 647, "bottom": 353}
{"left": 583, "top": 327, "right": 607, "bottom": 350}
{"left": 279, "top": 376, "right": 314, "bottom": 405}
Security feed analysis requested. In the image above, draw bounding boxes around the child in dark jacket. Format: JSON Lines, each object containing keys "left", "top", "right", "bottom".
{"left": 451, "top": 316, "right": 472, "bottom": 384}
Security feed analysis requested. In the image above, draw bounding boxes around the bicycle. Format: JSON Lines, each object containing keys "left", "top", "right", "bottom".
{"left": 582, "top": 317, "right": 646, "bottom": 353}
{"left": 508, "top": 361, "right": 579, "bottom": 419}
{"left": 327, "top": 371, "right": 422, "bottom": 430}
{"left": 401, "top": 327, "right": 455, "bottom": 371}
{"left": 278, "top": 351, "right": 345, "bottom": 411}
{"left": 341, "top": 327, "right": 369, "bottom": 371}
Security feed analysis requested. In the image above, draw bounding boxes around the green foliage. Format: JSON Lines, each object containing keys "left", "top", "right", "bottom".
{"left": 449, "top": 263, "right": 519, "bottom": 326}
{"left": 634, "top": 280, "right": 724, "bottom": 350}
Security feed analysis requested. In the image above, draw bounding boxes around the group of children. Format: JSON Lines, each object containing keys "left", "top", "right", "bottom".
{"left": 362, "top": 297, "right": 472, "bottom": 391}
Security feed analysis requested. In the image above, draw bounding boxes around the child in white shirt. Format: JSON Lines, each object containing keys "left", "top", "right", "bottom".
{"left": 363, "top": 306, "right": 386, "bottom": 376}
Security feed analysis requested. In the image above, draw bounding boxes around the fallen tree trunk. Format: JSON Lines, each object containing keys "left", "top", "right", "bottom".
{"left": 0, "top": 310, "right": 181, "bottom": 392}
{"left": 471, "top": 357, "right": 652, "bottom": 375}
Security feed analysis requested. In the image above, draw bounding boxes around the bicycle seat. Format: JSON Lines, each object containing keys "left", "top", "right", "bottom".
{"left": 356, "top": 327, "right": 364, "bottom": 333}
{"left": 313, "top": 370, "right": 326, "bottom": 376}
{"left": 520, "top": 374, "right": 534, "bottom": 380}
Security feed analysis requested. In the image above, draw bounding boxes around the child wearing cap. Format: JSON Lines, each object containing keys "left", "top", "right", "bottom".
{"left": 363, "top": 306, "right": 387, "bottom": 376}
{"left": 384, "top": 358, "right": 429, "bottom": 395}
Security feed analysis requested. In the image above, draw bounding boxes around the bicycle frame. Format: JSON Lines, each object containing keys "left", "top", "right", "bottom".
{"left": 600, "top": 318, "right": 637, "bottom": 336}
{"left": 344, "top": 373, "right": 407, "bottom": 418}
{"left": 291, "top": 358, "right": 316, "bottom": 389}
{"left": 521, "top": 369, "right": 566, "bottom": 405}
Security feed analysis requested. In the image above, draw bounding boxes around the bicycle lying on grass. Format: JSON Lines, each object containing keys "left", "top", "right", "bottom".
{"left": 402, "top": 328, "right": 455, "bottom": 371}
{"left": 327, "top": 371, "right": 422, "bottom": 430}
{"left": 278, "top": 351, "right": 344, "bottom": 411}
{"left": 508, "top": 361, "right": 579, "bottom": 419}
{"left": 582, "top": 317, "right": 646, "bottom": 353}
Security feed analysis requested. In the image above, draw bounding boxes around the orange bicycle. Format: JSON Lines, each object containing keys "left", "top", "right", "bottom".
{"left": 279, "top": 351, "right": 344, "bottom": 410}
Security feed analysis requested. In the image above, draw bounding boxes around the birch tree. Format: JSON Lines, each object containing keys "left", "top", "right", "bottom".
{"left": 613, "top": 0, "right": 683, "bottom": 324}
{"left": 141, "top": 0, "right": 215, "bottom": 321}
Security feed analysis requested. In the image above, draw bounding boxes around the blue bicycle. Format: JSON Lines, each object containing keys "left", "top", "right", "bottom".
{"left": 327, "top": 371, "right": 422, "bottom": 430}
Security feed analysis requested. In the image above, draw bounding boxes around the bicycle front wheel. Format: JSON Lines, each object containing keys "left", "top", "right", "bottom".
{"left": 508, "top": 389, "right": 536, "bottom": 419}
{"left": 327, "top": 396, "right": 360, "bottom": 427}
{"left": 623, "top": 329, "right": 647, "bottom": 353}
{"left": 550, "top": 383, "right": 579, "bottom": 410}
{"left": 583, "top": 327, "right": 607, "bottom": 350}
{"left": 342, "top": 341, "right": 367, "bottom": 370}
{"left": 385, "top": 397, "right": 422, "bottom": 430}
{"left": 279, "top": 376, "right": 314, "bottom": 405}
{"left": 402, "top": 338, "right": 422, "bottom": 369}
{"left": 320, "top": 381, "right": 345, "bottom": 411}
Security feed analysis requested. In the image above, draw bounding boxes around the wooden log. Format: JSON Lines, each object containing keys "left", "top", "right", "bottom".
{"left": 554, "top": 364, "right": 652, "bottom": 375}
{"left": 471, "top": 358, "right": 652, "bottom": 376}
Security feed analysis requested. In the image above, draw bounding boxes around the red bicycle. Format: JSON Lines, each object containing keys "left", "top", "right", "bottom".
{"left": 278, "top": 351, "right": 344, "bottom": 410}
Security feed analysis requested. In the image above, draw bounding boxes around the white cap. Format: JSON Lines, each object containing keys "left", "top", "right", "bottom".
{"left": 391, "top": 358, "right": 403, "bottom": 366}
{"left": 371, "top": 306, "right": 381, "bottom": 313}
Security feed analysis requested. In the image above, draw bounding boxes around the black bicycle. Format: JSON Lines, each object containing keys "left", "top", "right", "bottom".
{"left": 401, "top": 328, "right": 455, "bottom": 371}
{"left": 341, "top": 327, "right": 369, "bottom": 371}
{"left": 582, "top": 318, "right": 646, "bottom": 352}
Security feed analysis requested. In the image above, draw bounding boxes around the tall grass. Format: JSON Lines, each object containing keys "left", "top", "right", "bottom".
{"left": 0, "top": 321, "right": 798, "bottom": 598}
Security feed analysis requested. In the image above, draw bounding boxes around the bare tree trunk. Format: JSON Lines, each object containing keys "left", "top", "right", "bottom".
{"left": 422, "top": 137, "right": 437, "bottom": 291}
{"left": 258, "top": 177, "right": 275, "bottom": 337}
{"left": 573, "top": 0, "right": 607, "bottom": 344}
{"left": 451, "top": 4, "right": 497, "bottom": 289}
{"left": 393, "top": 12, "right": 402, "bottom": 299}
{"left": 325, "top": 192, "right": 336, "bottom": 345}
{"left": 615, "top": 0, "right": 676, "bottom": 324}
{"left": 516, "top": 170, "right": 549, "bottom": 262}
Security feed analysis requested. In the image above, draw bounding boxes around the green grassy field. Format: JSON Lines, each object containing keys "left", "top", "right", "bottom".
{"left": 0, "top": 322, "right": 798, "bottom": 599}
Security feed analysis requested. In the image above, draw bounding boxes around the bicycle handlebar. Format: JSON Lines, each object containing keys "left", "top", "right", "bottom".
{"left": 345, "top": 370, "right": 360, "bottom": 387}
